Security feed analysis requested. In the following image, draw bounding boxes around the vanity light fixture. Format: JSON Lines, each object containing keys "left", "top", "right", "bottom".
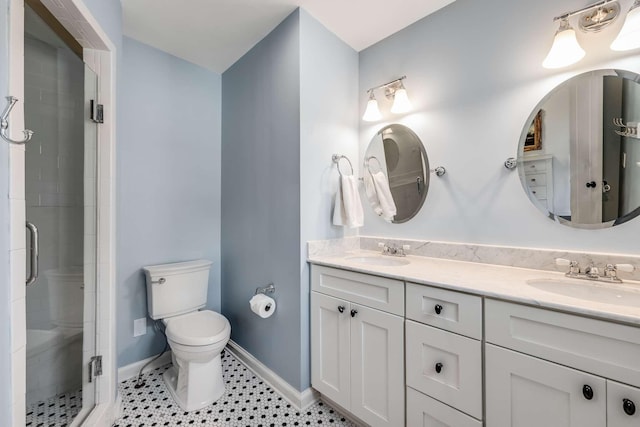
{"left": 542, "top": 19, "right": 586, "bottom": 69}
{"left": 611, "top": 0, "right": 640, "bottom": 51}
{"left": 363, "top": 91, "right": 382, "bottom": 122}
{"left": 362, "top": 76, "right": 411, "bottom": 121}
{"left": 543, "top": 0, "right": 640, "bottom": 69}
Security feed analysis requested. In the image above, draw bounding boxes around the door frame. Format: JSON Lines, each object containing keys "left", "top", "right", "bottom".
{"left": 7, "top": 0, "right": 118, "bottom": 425}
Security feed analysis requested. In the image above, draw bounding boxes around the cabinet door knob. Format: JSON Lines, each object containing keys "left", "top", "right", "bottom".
{"left": 623, "top": 399, "right": 636, "bottom": 416}
{"left": 337, "top": 305, "right": 345, "bottom": 313}
{"left": 583, "top": 385, "right": 594, "bottom": 400}
{"left": 350, "top": 309, "right": 358, "bottom": 318}
{"left": 434, "top": 304, "right": 443, "bottom": 315}
{"left": 435, "top": 362, "right": 443, "bottom": 374}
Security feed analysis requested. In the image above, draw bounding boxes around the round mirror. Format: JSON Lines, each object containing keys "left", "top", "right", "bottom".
{"left": 518, "top": 69, "right": 640, "bottom": 229}
{"left": 364, "top": 124, "right": 429, "bottom": 223}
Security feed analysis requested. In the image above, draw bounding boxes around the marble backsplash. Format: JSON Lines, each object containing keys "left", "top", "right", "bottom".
{"left": 308, "top": 236, "right": 640, "bottom": 281}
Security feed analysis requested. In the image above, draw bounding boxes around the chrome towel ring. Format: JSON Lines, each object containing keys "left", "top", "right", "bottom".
{"left": 332, "top": 154, "right": 354, "bottom": 177}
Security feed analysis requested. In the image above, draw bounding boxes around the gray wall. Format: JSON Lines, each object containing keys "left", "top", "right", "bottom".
{"left": 359, "top": 0, "right": 640, "bottom": 253}
{"left": 117, "top": 37, "right": 222, "bottom": 367}
{"left": 221, "top": 8, "right": 358, "bottom": 392}
{"left": 299, "top": 9, "right": 358, "bottom": 388}
{"left": 0, "top": 0, "right": 10, "bottom": 420}
{"left": 221, "top": 10, "right": 302, "bottom": 389}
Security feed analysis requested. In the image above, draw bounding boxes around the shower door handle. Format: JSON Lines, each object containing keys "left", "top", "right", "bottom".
{"left": 26, "top": 221, "right": 39, "bottom": 286}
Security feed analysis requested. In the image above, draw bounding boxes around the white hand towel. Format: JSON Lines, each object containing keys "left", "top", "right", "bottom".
{"left": 371, "top": 171, "right": 397, "bottom": 221}
{"left": 332, "top": 175, "right": 364, "bottom": 228}
{"left": 364, "top": 172, "right": 384, "bottom": 217}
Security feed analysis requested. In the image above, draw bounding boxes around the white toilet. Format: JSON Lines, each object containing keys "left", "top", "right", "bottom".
{"left": 143, "top": 259, "right": 231, "bottom": 412}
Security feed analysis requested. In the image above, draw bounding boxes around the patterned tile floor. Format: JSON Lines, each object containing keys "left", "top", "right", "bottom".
{"left": 114, "top": 350, "right": 358, "bottom": 427}
{"left": 25, "top": 388, "right": 83, "bottom": 427}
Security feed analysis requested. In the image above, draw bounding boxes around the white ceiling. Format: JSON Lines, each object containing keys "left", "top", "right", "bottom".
{"left": 122, "top": 0, "right": 456, "bottom": 74}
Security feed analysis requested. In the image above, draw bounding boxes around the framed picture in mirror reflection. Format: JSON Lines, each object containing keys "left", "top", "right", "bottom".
{"left": 524, "top": 109, "right": 542, "bottom": 151}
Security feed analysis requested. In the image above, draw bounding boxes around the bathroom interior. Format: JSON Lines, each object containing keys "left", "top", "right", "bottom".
{"left": 1, "top": 0, "right": 640, "bottom": 426}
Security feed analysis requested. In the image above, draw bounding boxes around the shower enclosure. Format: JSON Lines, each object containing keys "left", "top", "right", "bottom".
{"left": 23, "top": 4, "right": 98, "bottom": 424}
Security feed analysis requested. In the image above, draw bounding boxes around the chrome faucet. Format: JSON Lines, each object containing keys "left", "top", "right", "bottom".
{"left": 379, "top": 242, "right": 407, "bottom": 257}
{"left": 556, "top": 258, "right": 635, "bottom": 283}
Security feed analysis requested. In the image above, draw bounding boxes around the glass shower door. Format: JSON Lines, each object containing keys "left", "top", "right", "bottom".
{"left": 23, "top": 6, "right": 99, "bottom": 423}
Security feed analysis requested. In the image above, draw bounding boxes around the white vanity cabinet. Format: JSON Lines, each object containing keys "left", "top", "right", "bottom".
{"left": 485, "top": 299, "right": 640, "bottom": 427}
{"left": 405, "top": 283, "right": 483, "bottom": 424}
{"left": 310, "top": 265, "right": 405, "bottom": 427}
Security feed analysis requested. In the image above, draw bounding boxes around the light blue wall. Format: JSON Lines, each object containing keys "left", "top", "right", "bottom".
{"left": 221, "top": 10, "right": 303, "bottom": 389}
{"left": 117, "top": 37, "right": 222, "bottom": 367}
{"left": 0, "top": 0, "right": 10, "bottom": 421}
{"left": 299, "top": 9, "right": 358, "bottom": 388}
{"left": 359, "top": 0, "right": 640, "bottom": 254}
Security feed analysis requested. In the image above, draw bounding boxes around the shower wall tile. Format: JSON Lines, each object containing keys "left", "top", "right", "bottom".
{"left": 10, "top": 201, "right": 25, "bottom": 250}
{"left": 9, "top": 145, "right": 25, "bottom": 198}
{"left": 10, "top": 249, "right": 26, "bottom": 303}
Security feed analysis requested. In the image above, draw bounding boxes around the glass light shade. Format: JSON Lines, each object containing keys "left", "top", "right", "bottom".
{"left": 542, "top": 23, "right": 586, "bottom": 69}
{"left": 363, "top": 96, "right": 382, "bottom": 122}
{"left": 611, "top": 2, "right": 640, "bottom": 51}
{"left": 391, "top": 88, "right": 412, "bottom": 114}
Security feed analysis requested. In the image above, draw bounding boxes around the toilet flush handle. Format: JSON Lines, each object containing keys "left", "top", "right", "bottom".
{"left": 152, "top": 278, "right": 166, "bottom": 285}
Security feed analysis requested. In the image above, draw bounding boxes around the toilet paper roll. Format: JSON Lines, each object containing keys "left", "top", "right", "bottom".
{"left": 250, "top": 294, "right": 276, "bottom": 318}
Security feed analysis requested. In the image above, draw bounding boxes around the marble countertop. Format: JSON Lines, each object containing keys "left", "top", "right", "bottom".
{"left": 308, "top": 250, "right": 640, "bottom": 326}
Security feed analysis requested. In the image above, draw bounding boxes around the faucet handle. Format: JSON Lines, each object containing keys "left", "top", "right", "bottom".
{"left": 615, "top": 264, "right": 635, "bottom": 273}
{"left": 556, "top": 258, "right": 579, "bottom": 275}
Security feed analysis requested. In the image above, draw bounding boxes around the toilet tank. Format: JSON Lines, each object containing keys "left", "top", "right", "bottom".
{"left": 143, "top": 260, "right": 213, "bottom": 320}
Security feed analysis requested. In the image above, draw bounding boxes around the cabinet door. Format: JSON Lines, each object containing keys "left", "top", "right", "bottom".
{"left": 486, "top": 344, "right": 606, "bottom": 427}
{"left": 607, "top": 380, "right": 640, "bottom": 427}
{"left": 350, "top": 304, "right": 404, "bottom": 427}
{"left": 311, "top": 292, "right": 350, "bottom": 407}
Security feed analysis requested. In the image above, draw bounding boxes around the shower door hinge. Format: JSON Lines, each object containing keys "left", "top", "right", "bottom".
{"left": 90, "top": 100, "right": 104, "bottom": 124}
{"left": 88, "top": 355, "right": 103, "bottom": 383}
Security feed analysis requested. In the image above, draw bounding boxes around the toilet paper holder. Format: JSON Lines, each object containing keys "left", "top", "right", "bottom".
{"left": 255, "top": 283, "right": 275, "bottom": 296}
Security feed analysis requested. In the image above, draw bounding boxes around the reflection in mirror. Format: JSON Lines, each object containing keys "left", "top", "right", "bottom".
{"left": 518, "top": 69, "right": 640, "bottom": 228}
{"left": 364, "top": 124, "right": 429, "bottom": 223}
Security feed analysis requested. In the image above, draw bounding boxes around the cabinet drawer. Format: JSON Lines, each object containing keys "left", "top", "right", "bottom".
{"left": 608, "top": 380, "right": 640, "bottom": 426}
{"left": 406, "top": 387, "right": 481, "bottom": 427}
{"left": 529, "top": 185, "right": 547, "bottom": 199}
{"left": 406, "top": 320, "right": 482, "bottom": 419}
{"left": 311, "top": 265, "right": 404, "bottom": 315}
{"left": 406, "top": 283, "right": 482, "bottom": 339}
{"left": 523, "top": 159, "right": 547, "bottom": 172}
{"left": 525, "top": 172, "right": 547, "bottom": 187}
{"left": 486, "top": 299, "right": 640, "bottom": 387}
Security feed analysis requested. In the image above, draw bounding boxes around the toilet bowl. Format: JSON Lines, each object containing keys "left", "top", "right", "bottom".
{"left": 143, "top": 260, "right": 231, "bottom": 412}
{"left": 162, "top": 310, "right": 231, "bottom": 411}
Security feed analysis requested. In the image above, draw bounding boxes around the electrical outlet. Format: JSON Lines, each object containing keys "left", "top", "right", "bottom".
{"left": 133, "top": 317, "right": 147, "bottom": 337}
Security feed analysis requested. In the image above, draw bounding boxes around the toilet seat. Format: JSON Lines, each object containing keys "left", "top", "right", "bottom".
{"left": 165, "top": 310, "right": 230, "bottom": 346}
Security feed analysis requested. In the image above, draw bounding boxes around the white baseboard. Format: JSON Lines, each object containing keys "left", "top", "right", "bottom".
{"left": 117, "top": 351, "right": 173, "bottom": 383}
{"left": 226, "top": 340, "right": 319, "bottom": 410}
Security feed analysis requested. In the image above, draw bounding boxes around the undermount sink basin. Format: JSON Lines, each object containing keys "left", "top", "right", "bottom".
{"left": 526, "top": 278, "right": 640, "bottom": 307}
{"left": 346, "top": 255, "right": 410, "bottom": 267}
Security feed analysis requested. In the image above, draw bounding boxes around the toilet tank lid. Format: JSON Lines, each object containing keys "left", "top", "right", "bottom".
{"left": 143, "top": 259, "right": 213, "bottom": 276}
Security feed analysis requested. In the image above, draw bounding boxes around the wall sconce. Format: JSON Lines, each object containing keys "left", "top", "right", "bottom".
{"left": 543, "top": 0, "right": 640, "bottom": 69}
{"left": 362, "top": 76, "right": 412, "bottom": 122}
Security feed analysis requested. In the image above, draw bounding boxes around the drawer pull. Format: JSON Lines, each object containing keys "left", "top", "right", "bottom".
{"left": 435, "top": 362, "right": 443, "bottom": 374}
{"left": 623, "top": 399, "right": 636, "bottom": 416}
{"left": 583, "top": 384, "right": 594, "bottom": 400}
{"left": 434, "top": 304, "right": 443, "bottom": 315}
{"left": 337, "top": 305, "right": 345, "bottom": 313}
{"left": 350, "top": 309, "right": 358, "bottom": 318}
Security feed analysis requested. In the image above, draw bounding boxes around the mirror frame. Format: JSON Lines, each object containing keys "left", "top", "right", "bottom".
{"left": 365, "top": 124, "right": 430, "bottom": 224}
{"left": 516, "top": 69, "right": 640, "bottom": 229}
